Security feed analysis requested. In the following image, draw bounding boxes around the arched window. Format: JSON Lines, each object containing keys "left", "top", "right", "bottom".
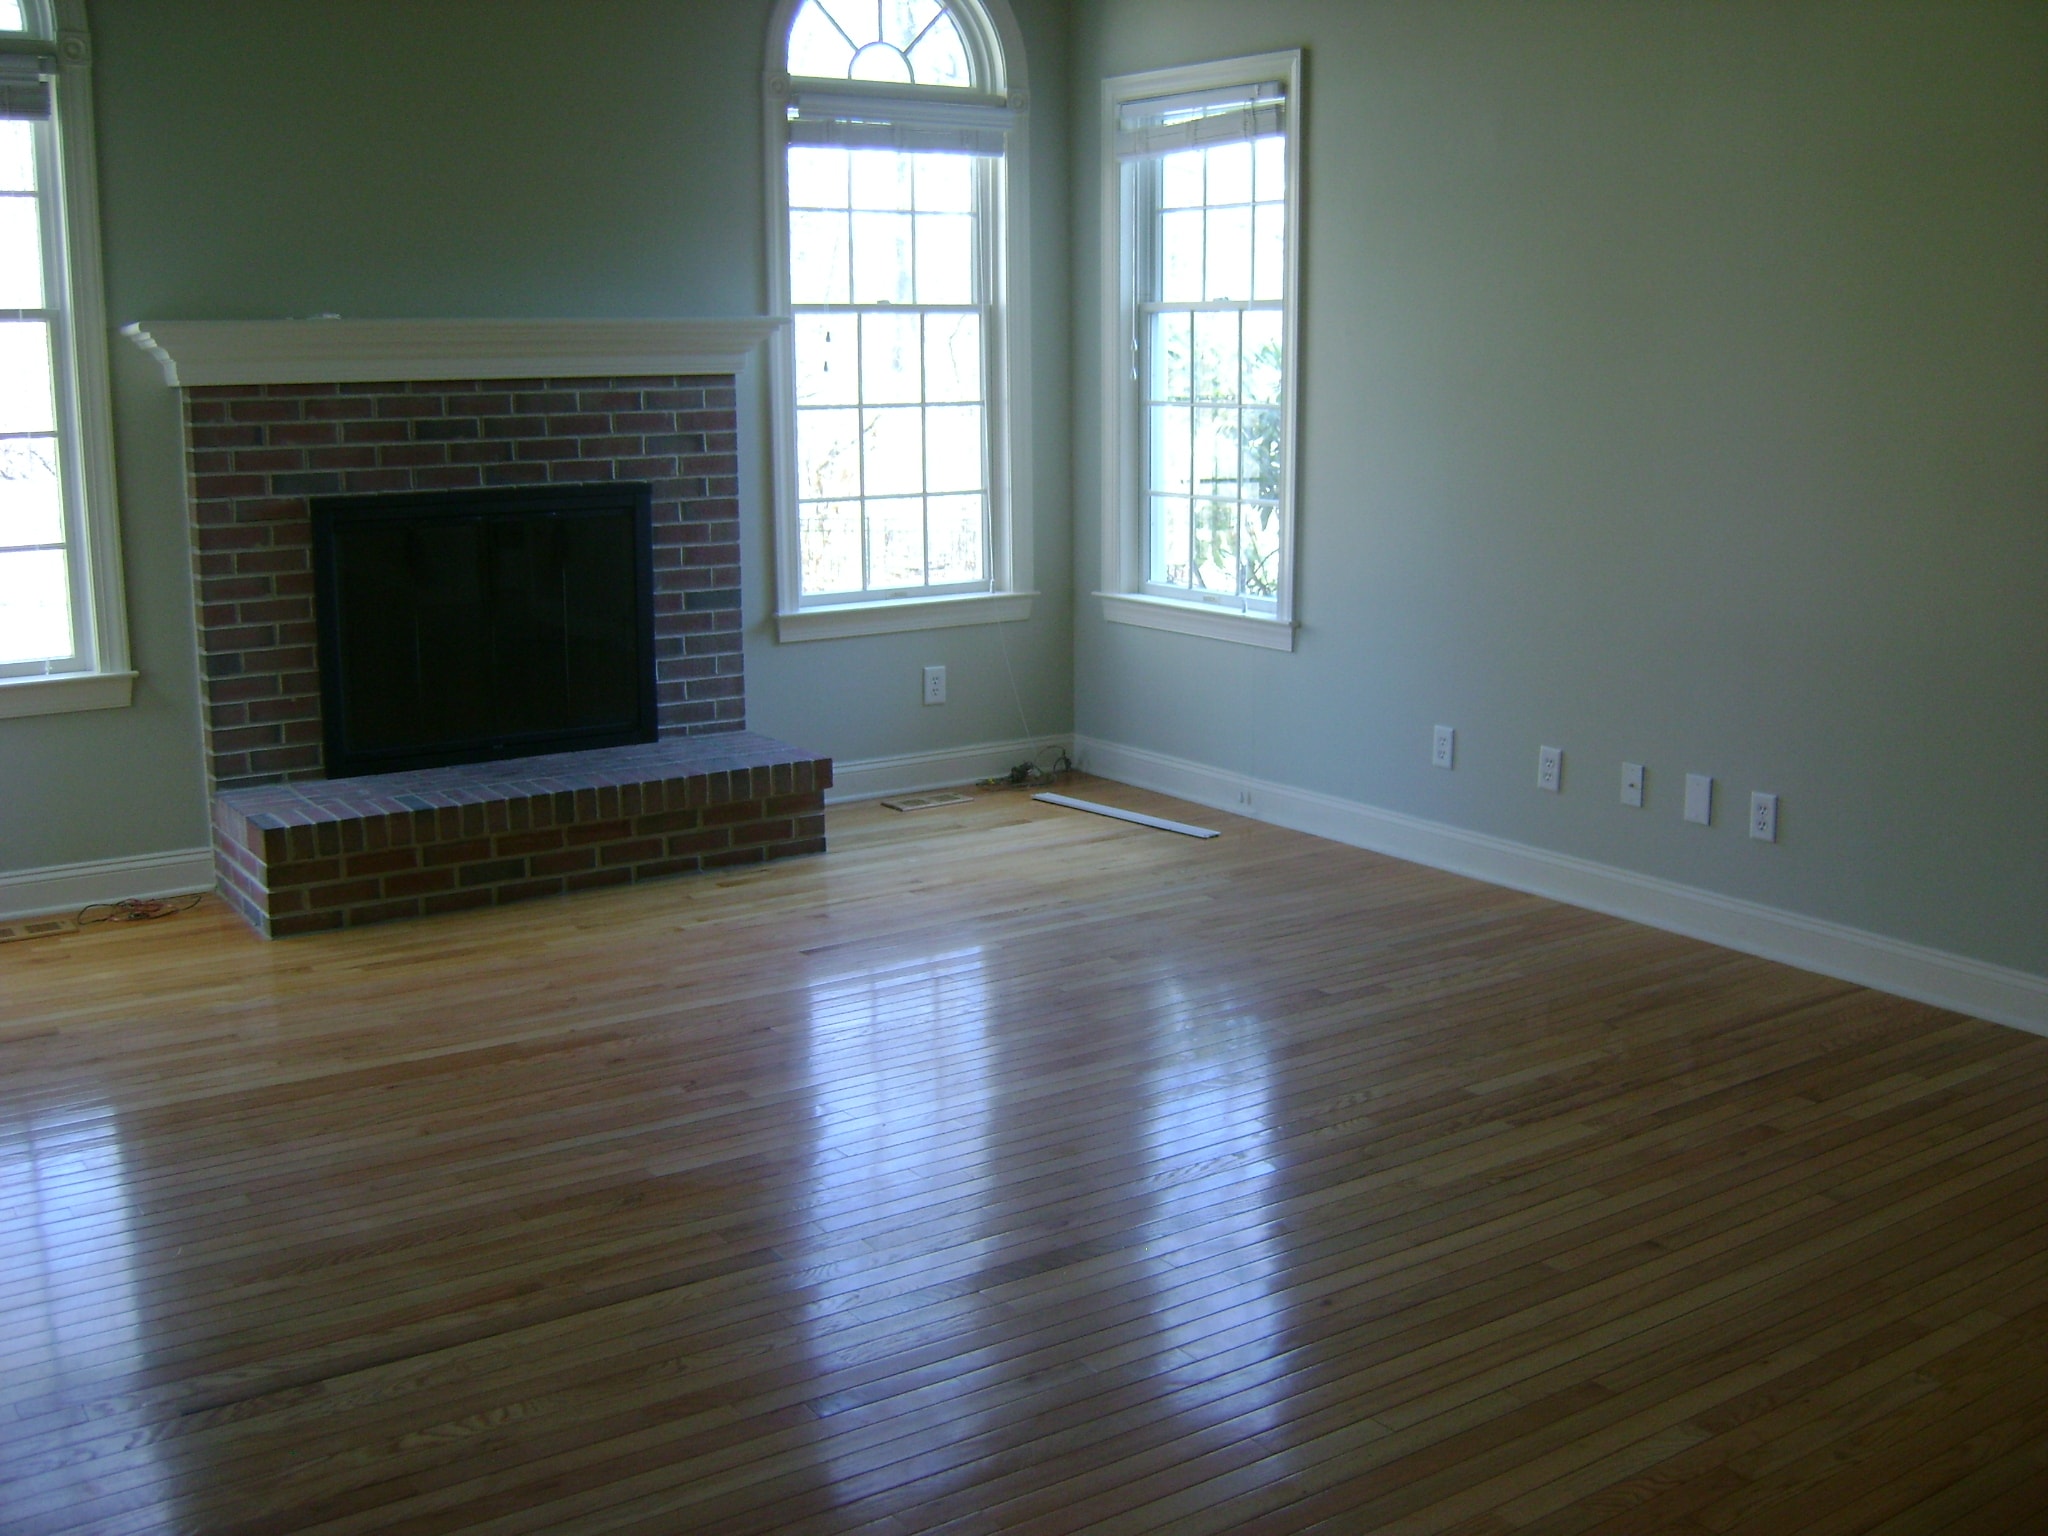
{"left": 765, "top": 1, "right": 1034, "bottom": 640}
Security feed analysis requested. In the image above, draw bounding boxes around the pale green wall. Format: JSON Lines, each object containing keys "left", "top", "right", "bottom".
{"left": 1069, "top": 1, "right": 2047, "bottom": 974}
{"left": 0, "top": 0, "right": 1073, "bottom": 875}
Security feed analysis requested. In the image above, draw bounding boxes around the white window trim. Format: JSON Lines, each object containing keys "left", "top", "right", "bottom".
{"left": 0, "top": 0, "right": 130, "bottom": 716}
{"left": 762, "top": 0, "right": 1036, "bottom": 644}
{"left": 1097, "top": 50, "right": 1302, "bottom": 653}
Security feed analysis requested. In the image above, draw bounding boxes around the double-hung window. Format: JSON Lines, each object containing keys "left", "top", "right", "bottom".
{"left": 766, "top": 0, "right": 1034, "bottom": 641}
{"left": 1100, "top": 53, "right": 1301, "bottom": 652}
{"left": 0, "top": 0, "right": 125, "bottom": 717}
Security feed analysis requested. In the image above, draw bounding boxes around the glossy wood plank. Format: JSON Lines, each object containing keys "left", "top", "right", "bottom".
{"left": 3, "top": 779, "right": 2046, "bottom": 1533}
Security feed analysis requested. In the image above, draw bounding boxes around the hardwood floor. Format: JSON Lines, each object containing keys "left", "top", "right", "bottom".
{"left": 4, "top": 778, "right": 2046, "bottom": 1534}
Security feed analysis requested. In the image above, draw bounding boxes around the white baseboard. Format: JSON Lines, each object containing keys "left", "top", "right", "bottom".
{"left": 0, "top": 846, "right": 217, "bottom": 923}
{"left": 827, "top": 736, "right": 1075, "bottom": 804}
{"left": 1074, "top": 735, "right": 2048, "bottom": 1037}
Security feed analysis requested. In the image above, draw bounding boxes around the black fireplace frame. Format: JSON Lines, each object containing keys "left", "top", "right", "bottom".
{"left": 310, "top": 482, "right": 658, "bottom": 779}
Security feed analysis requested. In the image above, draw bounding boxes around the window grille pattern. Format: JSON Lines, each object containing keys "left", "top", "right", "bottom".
{"left": 1142, "top": 134, "right": 1286, "bottom": 604}
{"left": 787, "top": 0, "right": 971, "bottom": 88}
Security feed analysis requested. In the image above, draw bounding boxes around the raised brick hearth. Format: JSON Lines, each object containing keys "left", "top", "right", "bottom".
{"left": 155, "top": 340, "right": 831, "bottom": 937}
{"left": 212, "top": 734, "right": 830, "bottom": 937}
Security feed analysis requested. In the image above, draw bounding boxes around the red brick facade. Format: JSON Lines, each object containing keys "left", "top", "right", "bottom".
{"left": 183, "top": 374, "right": 742, "bottom": 791}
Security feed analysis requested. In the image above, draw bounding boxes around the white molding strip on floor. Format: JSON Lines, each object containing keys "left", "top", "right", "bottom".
{"left": 826, "top": 736, "right": 1076, "bottom": 805}
{"left": 1074, "top": 735, "right": 2048, "bottom": 1038}
{"left": 0, "top": 846, "right": 217, "bottom": 923}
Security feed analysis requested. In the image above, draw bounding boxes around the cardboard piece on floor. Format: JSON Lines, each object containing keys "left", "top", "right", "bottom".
{"left": 881, "top": 791, "right": 975, "bottom": 812}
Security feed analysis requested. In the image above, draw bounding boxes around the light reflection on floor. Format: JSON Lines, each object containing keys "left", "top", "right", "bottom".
{"left": 1139, "top": 974, "right": 1290, "bottom": 1435}
{"left": 798, "top": 946, "right": 998, "bottom": 1480}
{"left": 0, "top": 1102, "right": 176, "bottom": 1532}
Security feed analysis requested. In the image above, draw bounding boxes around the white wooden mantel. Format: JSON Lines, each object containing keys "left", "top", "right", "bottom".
{"left": 121, "top": 317, "right": 783, "bottom": 388}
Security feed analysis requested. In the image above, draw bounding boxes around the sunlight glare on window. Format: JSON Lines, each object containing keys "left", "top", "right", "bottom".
{"left": 0, "top": 195, "right": 46, "bottom": 308}
{"left": 0, "top": 1, "right": 25, "bottom": 33}
{"left": 0, "top": 547, "right": 70, "bottom": 663}
{"left": 1141, "top": 125, "right": 1287, "bottom": 604}
{"left": 0, "top": 120, "right": 34, "bottom": 191}
{"left": 790, "top": 142, "right": 988, "bottom": 598}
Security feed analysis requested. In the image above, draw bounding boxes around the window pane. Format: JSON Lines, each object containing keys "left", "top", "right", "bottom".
{"left": 925, "top": 404, "right": 983, "bottom": 493}
{"left": 789, "top": 211, "right": 850, "bottom": 304}
{"left": 1150, "top": 496, "right": 1191, "bottom": 587}
{"left": 798, "top": 407, "right": 861, "bottom": 499}
{"left": 867, "top": 496, "right": 926, "bottom": 587}
{"left": 1150, "top": 311, "right": 1190, "bottom": 402}
{"left": 1193, "top": 408, "right": 1238, "bottom": 502}
{"left": 860, "top": 311, "right": 921, "bottom": 405}
{"left": 800, "top": 500, "right": 864, "bottom": 594}
{"left": 1148, "top": 405, "right": 1191, "bottom": 495}
{"left": 787, "top": 0, "right": 856, "bottom": 77}
{"left": 913, "top": 153, "right": 974, "bottom": 213}
{"left": 1161, "top": 150, "right": 1203, "bottom": 210}
{"left": 0, "top": 1, "right": 24, "bottom": 33}
{"left": 849, "top": 42, "right": 914, "bottom": 83}
{"left": 851, "top": 211, "right": 913, "bottom": 302}
{"left": 0, "top": 121, "right": 33, "bottom": 193}
{"left": 787, "top": 146, "right": 849, "bottom": 209}
{"left": 923, "top": 312, "right": 980, "bottom": 403}
{"left": 0, "top": 436, "right": 60, "bottom": 546}
{"left": 0, "top": 321, "right": 55, "bottom": 434}
{"left": 1191, "top": 310, "right": 1239, "bottom": 403}
{"left": 817, "top": 0, "right": 878, "bottom": 46}
{"left": 1242, "top": 309, "right": 1283, "bottom": 404}
{"left": 1160, "top": 209, "right": 1203, "bottom": 303}
{"left": 0, "top": 195, "right": 43, "bottom": 310}
{"left": 914, "top": 213, "right": 974, "bottom": 304}
{"left": 0, "top": 546, "right": 72, "bottom": 664}
{"left": 850, "top": 150, "right": 914, "bottom": 211}
{"left": 906, "top": 11, "right": 971, "bottom": 88}
{"left": 1193, "top": 499, "right": 1238, "bottom": 593}
{"left": 927, "top": 494, "right": 983, "bottom": 582}
{"left": 882, "top": 0, "right": 943, "bottom": 50}
{"left": 1205, "top": 205, "right": 1251, "bottom": 301}
{"left": 794, "top": 314, "right": 858, "bottom": 405}
{"left": 1206, "top": 142, "right": 1252, "bottom": 206}
{"left": 1242, "top": 502, "right": 1280, "bottom": 599}
{"left": 1253, "top": 134, "right": 1286, "bottom": 201}
{"left": 1252, "top": 203, "right": 1285, "bottom": 301}
{"left": 1241, "top": 409, "right": 1281, "bottom": 499}
{"left": 862, "top": 406, "right": 923, "bottom": 496}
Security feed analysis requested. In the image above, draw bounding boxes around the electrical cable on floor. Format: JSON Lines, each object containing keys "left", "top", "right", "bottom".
{"left": 973, "top": 617, "right": 1073, "bottom": 790}
{"left": 78, "top": 894, "right": 204, "bottom": 925}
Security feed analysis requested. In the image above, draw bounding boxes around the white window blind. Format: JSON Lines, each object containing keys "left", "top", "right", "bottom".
{"left": 1115, "top": 82, "right": 1284, "bottom": 159}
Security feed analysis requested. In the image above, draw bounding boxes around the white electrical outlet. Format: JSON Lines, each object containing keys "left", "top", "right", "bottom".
{"left": 1684, "top": 773, "right": 1713, "bottom": 826}
{"left": 1432, "top": 725, "right": 1455, "bottom": 770}
{"left": 1538, "top": 745, "right": 1563, "bottom": 793}
{"left": 1750, "top": 791, "right": 1778, "bottom": 843}
{"left": 1621, "top": 761, "right": 1644, "bottom": 808}
{"left": 922, "top": 664, "right": 946, "bottom": 705}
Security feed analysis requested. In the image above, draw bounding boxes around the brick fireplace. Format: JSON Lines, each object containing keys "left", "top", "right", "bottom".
{"left": 127, "top": 319, "right": 829, "bottom": 936}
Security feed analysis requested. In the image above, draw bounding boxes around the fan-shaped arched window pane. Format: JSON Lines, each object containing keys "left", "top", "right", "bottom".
{"left": 787, "top": 0, "right": 974, "bottom": 89}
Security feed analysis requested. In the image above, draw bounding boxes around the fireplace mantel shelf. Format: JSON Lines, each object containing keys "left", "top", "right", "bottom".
{"left": 122, "top": 316, "right": 783, "bottom": 388}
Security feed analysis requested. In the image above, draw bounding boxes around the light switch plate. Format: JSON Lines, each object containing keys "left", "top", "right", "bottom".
{"left": 1621, "top": 761, "right": 1644, "bottom": 808}
{"left": 1685, "top": 773, "right": 1713, "bottom": 826}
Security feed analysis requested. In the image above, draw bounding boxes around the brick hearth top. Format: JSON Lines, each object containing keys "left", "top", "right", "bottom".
{"left": 215, "top": 733, "right": 825, "bottom": 829}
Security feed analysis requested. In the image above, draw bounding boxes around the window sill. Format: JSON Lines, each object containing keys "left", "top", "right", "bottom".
{"left": 0, "top": 669, "right": 137, "bottom": 719}
{"left": 1098, "top": 592, "right": 1295, "bottom": 651}
{"left": 776, "top": 591, "right": 1035, "bottom": 643}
